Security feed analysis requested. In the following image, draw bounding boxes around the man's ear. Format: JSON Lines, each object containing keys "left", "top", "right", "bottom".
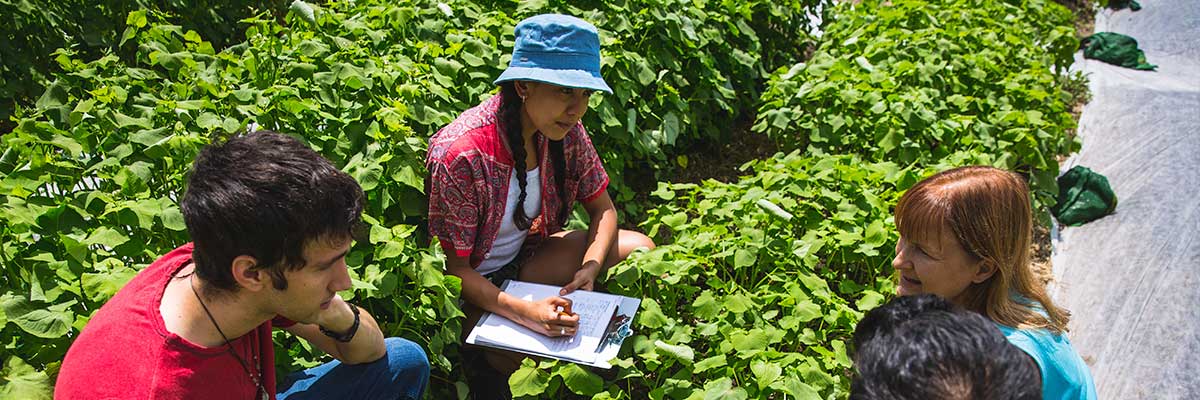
{"left": 971, "top": 259, "right": 997, "bottom": 284}
{"left": 230, "top": 255, "right": 268, "bottom": 292}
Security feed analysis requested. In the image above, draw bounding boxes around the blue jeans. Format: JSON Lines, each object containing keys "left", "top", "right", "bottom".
{"left": 277, "top": 337, "right": 430, "bottom": 400}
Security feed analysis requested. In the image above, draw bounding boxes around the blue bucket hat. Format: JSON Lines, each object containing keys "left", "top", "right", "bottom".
{"left": 494, "top": 14, "right": 612, "bottom": 94}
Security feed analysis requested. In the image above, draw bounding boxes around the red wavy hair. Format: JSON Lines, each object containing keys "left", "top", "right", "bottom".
{"left": 895, "top": 166, "right": 1069, "bottom": 334}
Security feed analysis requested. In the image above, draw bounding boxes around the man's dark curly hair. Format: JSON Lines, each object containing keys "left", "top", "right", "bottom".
{"left": 181, "top": 130, "right": 364, "bottom": 293}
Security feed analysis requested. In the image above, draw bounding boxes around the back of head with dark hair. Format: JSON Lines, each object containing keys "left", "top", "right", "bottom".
{"left": 853, "top": 294, "right": 958, "bottom": 351}
{"left": 851, "top": 295, "right": 1042, "bottom": 400}
{"left": 181, "top": 131, "right": 364, "bottom": 293}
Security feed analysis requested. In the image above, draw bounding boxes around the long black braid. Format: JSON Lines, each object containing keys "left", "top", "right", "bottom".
{"left": 498, "top": 81, "right": 570, "bottom": 230}
{"left": 549, "top": 139, "right": 568, "bottom": 227}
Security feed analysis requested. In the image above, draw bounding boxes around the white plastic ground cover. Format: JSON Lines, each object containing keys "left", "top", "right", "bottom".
{"left": 1050, "top": 1, "right": 1200, "bottom": 399}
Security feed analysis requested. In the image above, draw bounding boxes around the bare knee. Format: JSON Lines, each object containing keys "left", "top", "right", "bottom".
{"left": 617, "top": 230, "right": 656, "bottom": 260}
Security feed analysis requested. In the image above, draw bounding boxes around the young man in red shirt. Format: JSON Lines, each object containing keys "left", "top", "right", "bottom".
{"left": 56, "top": 131, "right": 429, "bottom": 399}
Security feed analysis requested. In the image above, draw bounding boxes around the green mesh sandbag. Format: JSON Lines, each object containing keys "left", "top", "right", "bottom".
{"left": 1052, "top": 166, "right": 1118, "bottom": 227}
{"left": 1109, "top": 0, "right": 1142, "bottom": 11}
{"left": 1083, "top": 32, "right": 1157, "bottom": 70}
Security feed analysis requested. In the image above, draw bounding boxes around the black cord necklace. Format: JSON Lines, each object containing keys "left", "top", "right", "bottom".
{"left": 189, "top": 274, "right": 269, "bottom": 400}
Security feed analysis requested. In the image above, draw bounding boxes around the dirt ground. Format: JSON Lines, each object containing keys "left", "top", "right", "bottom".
{"left": 1030, "top": 223, "right": 1056, "bottom": 287}
{"left": 671, "top": 119, "right": 779, "bottom": 185}
{"left": 1033, "top": 0, "right": 1097, "bottom": 289}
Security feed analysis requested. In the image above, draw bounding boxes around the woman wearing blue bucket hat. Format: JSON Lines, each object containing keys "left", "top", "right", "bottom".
{"left": 425, "top": 14, "right": 655, "bottom": 385}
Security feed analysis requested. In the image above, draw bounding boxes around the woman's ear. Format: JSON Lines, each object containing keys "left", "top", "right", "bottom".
{"left": 230, "top": 255, "right": 268, "bottom": 292}
{"left": 971, "top": 259, "right": 997, "bottom": 283}
{"left": 514, "top": 81, "right": 533, "bottom": 99}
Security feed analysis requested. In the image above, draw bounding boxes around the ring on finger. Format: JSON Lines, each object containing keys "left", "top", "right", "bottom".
{"left": 560, "top": 327, "right": 566, "bottom": 335}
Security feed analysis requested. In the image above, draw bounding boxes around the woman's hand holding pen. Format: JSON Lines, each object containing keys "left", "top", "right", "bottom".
{"left": 517, "top": 296, "right": 580, "bottom": 337}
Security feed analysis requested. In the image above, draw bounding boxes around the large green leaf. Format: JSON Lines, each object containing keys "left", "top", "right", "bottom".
{"left": 0, "top": 295, "right": 72, "bottom": 339}
{"left": 690, "top": 290, "right": 720, "bottom": 319}
{"left": 770, "top": 375, "right": 823, "bottom": 400}
{"left": 82, "top": 267, "right": 138, "bottom": 304}
{"left": 723, "top": 293, "right": 752, "bottom": 314}
{"left": 508, "top": 360, "right": 550, "bottom": 397}
{"left": 856, "top": 290, "right": 886, "bottom": 312}
{"left": 793, "top": 300, "right": 823, "bottom": 322}
{"left": 0, "top": 357, "right": 52, "bottom": 400}
{"left": 693, "top": 354, "right": 727, "bottom": 373}
{"left": 654, "top": 340, "right": 694, "bottom": 364}
{"left": 750, "top": 360, "right": 783, "bottom": 389}
{"left": 555, "top": 363, "right": 603, "bottom": 395}
{"left": 731, "top": 329, "right": 769, "bottom": 357}
{"left": 290, "top": 0, "right": 317, "bottom": 24}
{"left": 636, "top": 298, "right": 670, "bottom": 329}
{"left": 702, "top": 378, "right": 748, "bottom": 400}
{"left": 733, "top": 248, "right": 756, "bottom": 269}
{"left": 160, "top": 205, "right": 187, "bottom": 231}
{"left": 84, "top": 227, "right": 130, "bottom": 249}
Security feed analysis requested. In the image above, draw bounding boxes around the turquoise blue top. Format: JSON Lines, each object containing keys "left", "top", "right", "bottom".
{"left": 997, "top": 324, "right": 1098, "bottom": 400}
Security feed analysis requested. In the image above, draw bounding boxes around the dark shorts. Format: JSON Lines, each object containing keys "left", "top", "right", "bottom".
{"left": 483, "top": 259, "right": 521, "bottom": 288}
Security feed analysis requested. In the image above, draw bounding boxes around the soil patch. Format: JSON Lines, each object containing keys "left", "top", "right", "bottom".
{"left": 1055, "top": 0, "right": 1097, "bottom": 37}
{"left": 1034, "top": 1, "right": 1095, "bottom": 287}
{"left": 671, "top": 118, "right": 779, "bottom": 185}
{"left": 617, "top": 115, "right": 780, "bottom": 230}
{"left": 1030, "top": 222, "right": 1056, "bottom": 287}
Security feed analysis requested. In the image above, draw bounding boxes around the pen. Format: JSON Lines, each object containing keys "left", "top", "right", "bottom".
{"left": 594, "top": 307, "right": 621, "bottom": 354}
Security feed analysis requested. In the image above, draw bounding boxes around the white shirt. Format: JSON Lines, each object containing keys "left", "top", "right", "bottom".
{"left": 477, "top": 167, "right": 541, "bottom": 275}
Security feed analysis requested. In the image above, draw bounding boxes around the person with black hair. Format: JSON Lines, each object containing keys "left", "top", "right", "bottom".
{"left": 852, "top": 295, "right": 1042, "bottom": 400}
{"left": 852, "top": 292, "right": 958, "bottom": 348}
{"left": 56, "top": 131, "right": 430, "bottom": 399}
{"left": 426, "top": 13, "right": 655, "bottom": 394}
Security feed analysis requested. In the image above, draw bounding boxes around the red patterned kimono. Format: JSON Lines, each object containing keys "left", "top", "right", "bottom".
{"left": 426, "top": 94, "right": 610, "bottom": 269}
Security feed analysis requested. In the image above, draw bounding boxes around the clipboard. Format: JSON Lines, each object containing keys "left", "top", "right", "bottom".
{"left": 465, "top": 280, "right": 640, "bottom": 369}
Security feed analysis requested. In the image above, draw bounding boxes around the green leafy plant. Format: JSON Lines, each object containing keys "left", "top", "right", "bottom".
{"left": 491, "top": 0, "right": 830, "bottom": 217}
{"left": 755, "top": 0, "right": 1081, "bottom": 210}
{"left": 0, "top": 0, "right": 827, "bottom": 397}
{"left": 505, "top": 0, "right": 1085, "bottom": 397}
{"left": 0, "top": 0, "right": 286, "bottom": 127}
{"left": 1, "top": 4, "right": 468, "bottom": 395}
{"left": 509, "top": 152, "right": 923, "bottom": 399}
{"left": 0, "top": 0, "right": 1083, "bottom": 398}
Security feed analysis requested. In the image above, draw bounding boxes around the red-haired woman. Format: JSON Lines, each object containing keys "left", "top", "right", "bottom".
{"left": 891, "top": 166, "right": 1097, "bottom": 400}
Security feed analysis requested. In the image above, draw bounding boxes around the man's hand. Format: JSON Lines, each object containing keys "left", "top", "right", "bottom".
{"left": 309, "top": 294, "right": 356, "bottom": 333}
{"left": 282, "top": 293, "right": 386, "bottom": 364}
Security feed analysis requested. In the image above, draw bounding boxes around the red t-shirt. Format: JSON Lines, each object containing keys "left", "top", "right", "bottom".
{"left": 56, "top": 243, "right": 294, "bottom": 400}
